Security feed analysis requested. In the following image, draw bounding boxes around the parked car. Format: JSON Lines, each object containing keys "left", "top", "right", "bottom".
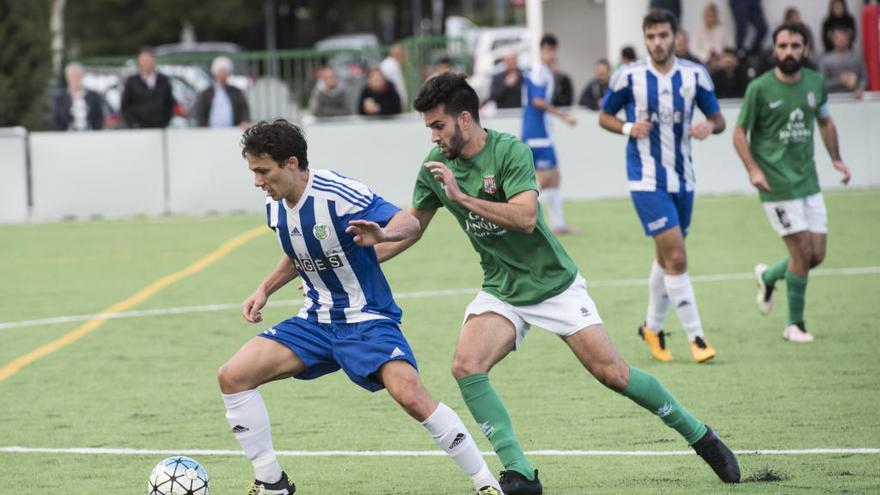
{"left": 467, "top": 26, "right": 531, "bottom": 101}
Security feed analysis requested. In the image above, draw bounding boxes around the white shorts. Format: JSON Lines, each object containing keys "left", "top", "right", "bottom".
{"left": 462, "top": 273, "right": 603, "bottom": 349}
{"left": 763, "top": 193, "right": 828, "bottom": 237}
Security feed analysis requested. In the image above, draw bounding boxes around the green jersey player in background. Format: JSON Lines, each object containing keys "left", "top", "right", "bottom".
{"left": 733, "top": 22, "right": 851, "bottom": 343}
{"left": 376, "top": 72, "right": 740, "bottom": 494}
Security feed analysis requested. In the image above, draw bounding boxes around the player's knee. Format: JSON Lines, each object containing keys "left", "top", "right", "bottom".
{"left": 217, "top": 363, "right": 246, "bottom": 394}
{"left": 664, "top": 250, "right": 687, "bottom": 273}
{"left": 595, "top": 362, "right": 628, "bottom": 392}
{"left": 810, "top": 251, "right": 826, "bottom": 268}
{"left": 451, "top": 354, "right": 487, "bottom": 380}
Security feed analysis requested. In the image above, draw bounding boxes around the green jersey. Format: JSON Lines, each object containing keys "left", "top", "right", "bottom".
{"left": 412, "top": 129, "right": 577, "bottom": 306}
{"left": 737, "top": 68, "right": 828, "bottom": 202}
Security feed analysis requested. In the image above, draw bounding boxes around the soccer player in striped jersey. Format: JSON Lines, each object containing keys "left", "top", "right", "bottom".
{"left": 599, "top": 9, "right": 726, "bottom": 363}
{"left": 522, "top": 34, "right": 578, "bottom": 235}
{"left": 217, "top": 120, "right": 502, "bottom": 495}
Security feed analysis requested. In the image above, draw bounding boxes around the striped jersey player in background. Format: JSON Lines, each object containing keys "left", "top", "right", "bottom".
{"left": 216, "top": 120, "right": 502, "bottom": 495}
{"left": 599, "top": 9, "right": 726, "bottom": 364}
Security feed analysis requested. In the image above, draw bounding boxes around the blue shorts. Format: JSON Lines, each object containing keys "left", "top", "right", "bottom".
{"left": 258, "top": 317, "right": 418, "bottom": 392}
{"left": 530, "top": 146, "right": 558, "bottom": 170}
{"left": 630, "top": 189, "right": 694, "bottom": 237}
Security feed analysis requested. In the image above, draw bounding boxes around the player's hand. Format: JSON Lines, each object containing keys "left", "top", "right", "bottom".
{"left": 425, "top": 161, "right": 465, "bottom": 202}
{"left": 832, "top": 159, "right": 851, "bottom": 185}
{"left": 346, "top": 220, "right": 386, "bottom": 247}
{"left": 561, "top": 114, "right": 577, "bottom": 126}
{"left": 630, "top": 118, "right": 652, "bottom": 139}
{"left": 242, "top": 289, "right": 268, "bottom": 324}
{"left": 689, "top": 121, "right": 714, "bottom": 140}
{"left": 749, "top": 167, "right": 772, "bottom": 192}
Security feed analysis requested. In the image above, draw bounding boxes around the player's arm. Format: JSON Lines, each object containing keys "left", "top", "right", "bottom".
{"left": 689, "top": 112, "right": 725, "bottom": 140}
{"left": 732, "top": 125, "right": 771, "bottom": 192}
{"left": 531, "top": 96, "right": 576, "bottom": 126}
{"left": 374, "top": 207, "right": 437, "bottom": 262}
{"left": 816, "top": 114, "right": 851, "bottom": 184}
{"left": 424, "top": 161, "right": 537, "bottom": 233}
{"left": 346, "top": 209, "right": 420, "bottom": 247}
{"left": 242, "top": 255, "right": 299, "bottom": 324}
{"left": 598, "top": 111, "right": 652, "bottom": 139}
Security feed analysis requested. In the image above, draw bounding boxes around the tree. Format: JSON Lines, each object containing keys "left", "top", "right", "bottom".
{"left": 0, "top": 0, "right": 52, "bottom": 128}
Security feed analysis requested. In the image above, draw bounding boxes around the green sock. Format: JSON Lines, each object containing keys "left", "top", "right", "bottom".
{"left": 785, "top": 271, "right": 808, "bottom": 325}
{"left": 762, "top": 256, "right": 789, "bottom": 287}
{"left": 457, "top": 373, "right": 535, "bottom": 479}
{"left": 621, "top": 367, "right": 707, "bottom": 445}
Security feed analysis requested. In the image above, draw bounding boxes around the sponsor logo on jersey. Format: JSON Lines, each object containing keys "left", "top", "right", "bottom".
{"left": 291, "top": 226, "right": 302, "bottom": 237}
{"left": 638, "top": 108, "right": 683, "bottom": 125}
{"left": 313, "top": 223, "right": 330, "bottom": 240}
{"left": 769, "top": 99, "right": 784, "bottom": 109}
{"left": 464, "top": 211, "right": 507, "bottom": 237}
{"left": 483, "top": 175, "right": 497, "bottom": 195}
{"left": 779, "top": 107, "right": 811, "bottom": 143}
{"left": 292, "top": 254, "right": 345, "bottom": 272}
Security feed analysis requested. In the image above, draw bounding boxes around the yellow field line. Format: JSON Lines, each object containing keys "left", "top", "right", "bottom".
{"left": 0, "top": 225, "right": 266, "bottom": 383}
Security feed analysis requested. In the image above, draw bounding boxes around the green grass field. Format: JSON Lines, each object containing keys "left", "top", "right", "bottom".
{"left": 1, "top": 190, "right": 878, "bottom": 494}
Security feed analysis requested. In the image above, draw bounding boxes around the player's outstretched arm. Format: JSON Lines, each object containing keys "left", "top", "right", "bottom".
{"left": 732, "top": 126, "right": 771, "bottom": 192}
{"left": 532, "top": 96, "right": 576, "bottom": 126}
{"left": 817, "top": 116, "right": 851, "bottom": 185}
{"left": 346, "top": 210, "right": 420, "bottom": 247}
{"left": 242, "top": 255, "right": 299, "bottom": 323}
{"left": 374, "top": 207, "right": 437, "bottom": 263}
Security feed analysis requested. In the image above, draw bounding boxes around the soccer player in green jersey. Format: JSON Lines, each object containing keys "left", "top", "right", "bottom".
{"left": 376, "top": 72, "right": 740, "bottom": 494}
{"left": 733, "top": 22, "right": 851, "bottom": 343}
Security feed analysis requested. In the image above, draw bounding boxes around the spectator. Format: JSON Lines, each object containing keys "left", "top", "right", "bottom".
{"left": 820, "top": 27, "right": 867, "bottom": 98}
{"left": 675, "top": 30, "right": 700, "bottom": 63}
{"left": 308, "top": 67, "right": 350, "bottom": 118}
{"left": 694, "top": 3, "right": 733, "bottom": 68}
{"left": 431, "top": 56, "right": 455, "bottom": 75}
{"left": 578, "top": 58, "right": 611, "bottom": 110}
{"left": 821, "top": 0, "right": 856, "bottom": 53}
{"left": 120, "top": 47, "right": 174, "bottom": 128}
{"left": 51, "top": 62, "right": 103, "bottom": 131}
{"left": 550, "top": 60, "right": 574, "bottom": 107}
{"left": 729, "top": 0, "right": 768, "bottom": 54}
{"left": 358, "top": 67, "right": 401, "bottom": 116}
{"left": 620, "top": 45, "right": 638, "bottom": 67}
{"left": 489, "top": 51, "right": 522, "bottom": 108}
{"left": 194, "top": 56, "right": 250, "bottom": 128}
{"left": 710, "top": 48, "right": 749, "bottom": 98}
{"left": 380, "top": 42, "right": 407, "bottom": 107}
{"left": 649, "top": 0, "right": 681, "bottom": 22}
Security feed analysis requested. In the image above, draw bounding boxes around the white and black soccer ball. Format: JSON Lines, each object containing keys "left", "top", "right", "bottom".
{"left": 147, "top": 456, "right": 210, "bottom": 495}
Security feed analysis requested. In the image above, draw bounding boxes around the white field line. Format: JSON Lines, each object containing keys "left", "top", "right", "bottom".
{"left": 0, "top": 446, "right": 877, "bottom": 457}
{"left": 2, "top": 266, "right": 878, "bottom": 331}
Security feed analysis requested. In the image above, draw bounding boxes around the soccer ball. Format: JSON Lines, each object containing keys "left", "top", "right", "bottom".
{"left": 147, "top": 456, "right": 210, "bottom": 495}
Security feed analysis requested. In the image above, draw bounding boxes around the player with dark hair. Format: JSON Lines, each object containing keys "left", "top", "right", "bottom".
{"left": 599, "top": 9, "right": 726, "bottom": 363}
{"left": 376, "top": 72, "right": 740, "bottom": 494}
{"left": 220, "top": 119, "right": 503, "bottom": 494}
{"left": 522, "top": 33, "right": 578, "bottom": 235}
{"left": 733, "top": 23, "right": 851, "bottom": 342}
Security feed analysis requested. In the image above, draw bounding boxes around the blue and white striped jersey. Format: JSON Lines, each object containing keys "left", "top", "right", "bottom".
{"left": 521, "top": 63, "right": 555, "bottom": 150}
{"left": 602, "top": 58, "right": 720, "bottom": 193}
{"left": 266, "top": 169, "right": 402, "bottom": 324}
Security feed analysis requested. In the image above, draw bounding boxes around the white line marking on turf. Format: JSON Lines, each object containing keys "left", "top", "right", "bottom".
{"left": 0, "top": 446, "right": 877, "bottom": 457}
{"left": 2, "top": 266, "right": 878, "bottom": 331}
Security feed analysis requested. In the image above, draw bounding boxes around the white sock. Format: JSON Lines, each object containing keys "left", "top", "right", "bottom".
{"left": 663, "top": 272, "right": 705, "bottom": 341}
{"left": 646, "top": 259, "right": 671, "bottom": 331}
{"left": 422, "top": 402, "right": 499, "bottom": 490}
{"left": 223, "top": 389, "right": 283, "bottom": 484}
{"left": 542, "top": 187, "right": 565, "bottom": 229}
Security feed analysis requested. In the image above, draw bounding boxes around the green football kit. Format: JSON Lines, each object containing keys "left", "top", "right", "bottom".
{"left": 411, "top": 129, "right": 707, "bottom": 479}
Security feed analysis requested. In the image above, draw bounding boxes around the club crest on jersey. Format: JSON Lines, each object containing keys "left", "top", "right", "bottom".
{"left": 807, "top": 91, "right": 816, "bottom": 108}
{"left": 483, "top": 175, "right": 497, "bottom": 195}
{"left": 312, "top": 223, "right": 330, "bottom": 240}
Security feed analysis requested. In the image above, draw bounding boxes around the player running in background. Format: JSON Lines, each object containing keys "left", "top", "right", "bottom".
{"left": 733, "top": 22, "right": 851, "bottom": 343}
{"left": 218, "top": 120, "right": 502, "bottom": 495}
{"left": 598, "top": 9, "right": 726, "bottom": 363}
{"left": 376, "top": 72, "right": 740, "bottom": 494}
{"left": 522, "top": 34, "right": 578, "bottom": 235}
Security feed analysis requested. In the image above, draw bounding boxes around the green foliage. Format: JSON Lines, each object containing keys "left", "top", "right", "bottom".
{"left": 0, "top": 191, "right": 879, "bottom": 493}
{"left": 0, "top": 0, "right": 52, "bottom": 128}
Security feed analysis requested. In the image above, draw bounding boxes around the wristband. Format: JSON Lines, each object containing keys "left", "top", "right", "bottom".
{"left": 622, "top": 122, "right": 633, "bottom": 136}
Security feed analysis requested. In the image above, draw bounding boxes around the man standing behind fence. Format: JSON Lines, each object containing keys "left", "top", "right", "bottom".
{"left": 194, "top": 56, "right": 251, "bottom": 128}
{"left": 121, "top": 47, "right": 174, "bottom": 129}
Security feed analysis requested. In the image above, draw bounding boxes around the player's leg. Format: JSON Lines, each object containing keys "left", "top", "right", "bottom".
{"left": 451, "top": 301, "right": 542, "bottom": 491}
{"left": 562, "top": 325, "right": 740, "bottom": 482}
{"left": 781, "top": 231, "right": 814, "bottom": 341}
{"left": 534, "top": 147, "right": 574, "bottom": 234}
{"left": 378, "top": 360, "right": 502, "bottom": 493}
{"left": 218, "top": 335, "right": 305, "bottom": 493}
